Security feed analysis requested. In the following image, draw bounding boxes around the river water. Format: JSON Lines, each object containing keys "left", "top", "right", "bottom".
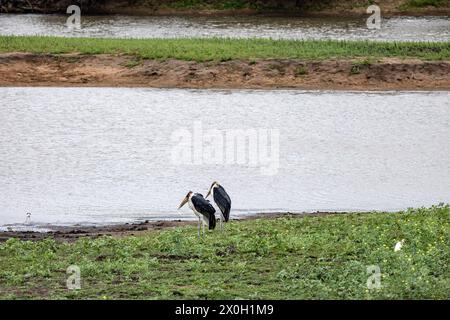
{"left": 0, "top": 14, "right": 449, "bottom": 41}
{"left": 0, "top": 88, "right": 449, "bottom": 230}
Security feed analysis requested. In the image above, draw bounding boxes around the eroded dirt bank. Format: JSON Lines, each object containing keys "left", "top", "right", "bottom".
{"left": 1, "top": 53, "right": 449, "bottom": 90}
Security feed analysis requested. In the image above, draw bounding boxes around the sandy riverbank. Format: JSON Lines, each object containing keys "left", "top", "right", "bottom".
{"left": 1, "top": 53, "right": 449, "bottom": 90}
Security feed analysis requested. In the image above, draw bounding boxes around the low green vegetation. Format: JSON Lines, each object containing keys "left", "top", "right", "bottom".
{"left": 403, "top": 0, "right": 448, "bottom": 8}
{"left": 139, "top": 0, "right": 450, "bottom": 11}
{"left": 350, "top": 64, "right": 362, "bottom": 74}
{"left": 167, "top": 0, "right": 253, "bottom": 10}
{"left": 0, "top": 205, "right": 448, "bottom": 299}
{"left": 1, "top": 36, "right": 449, "bottom": 61}
{"left": 295, "top": 65, "right": 309, "bottom": 76}
{"left": 123, "top": 57, "right": 143, "bottom": 68}
{"left": 163, "top": 0, "right": 450, "bottom": 10}
{"left": 2, "top": 0, "right": 449, "bottom": 14}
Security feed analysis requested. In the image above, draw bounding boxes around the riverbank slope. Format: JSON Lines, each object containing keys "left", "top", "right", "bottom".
{"left": 1, "top": 37, "right": 449, "bottom": 90}
{"left": 0, "top": 205, "right": 448, "bottom": 299}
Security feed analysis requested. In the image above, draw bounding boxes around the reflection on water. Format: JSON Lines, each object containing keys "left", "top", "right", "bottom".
{"left": 0, "top": 14, "right": 449, "bottom": 41}
{"left": 0, "top": 88, "right": 449, "bottom": 229}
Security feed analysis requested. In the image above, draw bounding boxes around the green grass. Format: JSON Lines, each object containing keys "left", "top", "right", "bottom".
{"left": 167, "top": 0, "right": 254, "bottom": 9}
{"left": 1, "top": 36, "right": 449, "bottom": 61}
{"left": 295, "top": 65, "right": 309, "bottom": 76}
{"left": 350, "top": 64, "right": 361, "bottom": 74}
{"left": 0, "top": 204, "right": 448, "bottom": 299}
{"left": 403, "top": 0, "right": 448, "bottom": 8}
{"left": 166, "top": 0, "right": 450, "bottom": 10}
{"left": 123, "top": 57, "right": 143, "bottom": 68}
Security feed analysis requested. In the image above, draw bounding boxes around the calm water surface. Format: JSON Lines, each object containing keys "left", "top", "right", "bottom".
{"left": 0, "top": 14, "right": 449, "bottom": 41}
{"left": 0, "top": 88, "right": 449, "bottom": 230}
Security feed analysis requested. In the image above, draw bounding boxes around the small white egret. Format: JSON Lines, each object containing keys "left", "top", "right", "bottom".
{"left": 25, "top": 212, "right": 32, "bottom": 225}
{"left": 394, "top": 239, "right": 405, "bottom": 252}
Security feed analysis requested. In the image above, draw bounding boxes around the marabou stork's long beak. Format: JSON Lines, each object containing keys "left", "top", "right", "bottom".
{"left": 178, "top": 195, "right": 189, "bottom": 209}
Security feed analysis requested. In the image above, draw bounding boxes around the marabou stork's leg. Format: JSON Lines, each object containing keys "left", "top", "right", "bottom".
{"left": 220, "top": 216, "right": 223, "bottom": 231}
{"left": 202, "top": 221, "right": 205, "bottom": 236}
{"left": 197, "top": 218, "right": 201, "bottom": 238}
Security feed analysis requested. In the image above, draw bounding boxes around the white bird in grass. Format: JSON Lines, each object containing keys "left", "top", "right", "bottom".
{"left": 25, "top": 212, "right": 31, "bottom": 225}
{"left": 394, "top": 239, "right": 405, "bottom": 252}
{"left": 206, "top": 181, "right": 231, "bottom": 231}
{"left": 178, "top": 191, "right": 216, "bottom": 237}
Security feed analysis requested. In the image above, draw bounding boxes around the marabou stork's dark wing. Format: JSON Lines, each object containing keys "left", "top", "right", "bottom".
{"left": 191, "top": 193, "right": 216, "bottom": 230}
{"left": 213, "top": 185, "right": 231, "bottom": 222}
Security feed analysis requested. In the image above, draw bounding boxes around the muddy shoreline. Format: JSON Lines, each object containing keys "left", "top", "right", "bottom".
{"left": 0, "top": 212, "right": 345, "bottom": 242}
{"left": 1, "top": 53, "right": 449, "bottom": 90}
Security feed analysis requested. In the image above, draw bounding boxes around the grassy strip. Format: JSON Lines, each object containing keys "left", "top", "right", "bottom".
{"left": 404, "top": 0, "right": 448, "bottom": 8}
{"left": 161, "top": 0, "right": 450, "bottom": 10}
{"left": 0, "top": 36, "right": 449, "bottom": 61}
{"left": 167, "top": 0, "right": 254, "bottom": 9}
{"left": 0, "top": 205, "right": 448, "bottom": 299}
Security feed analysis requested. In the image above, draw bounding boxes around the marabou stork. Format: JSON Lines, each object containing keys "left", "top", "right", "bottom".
{"left": 206, "top": 181, "right": 231, "bottom": 231}
{"left": 178, "top": 191, "right": 216, "bottom": 237}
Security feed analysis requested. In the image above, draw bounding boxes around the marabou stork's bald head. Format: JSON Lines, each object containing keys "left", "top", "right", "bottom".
{"left": 178, "top": 191, "right": 193, "bottom": 209}
{"left": 206, "top": 181, "right": 219, "bottom": 199}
